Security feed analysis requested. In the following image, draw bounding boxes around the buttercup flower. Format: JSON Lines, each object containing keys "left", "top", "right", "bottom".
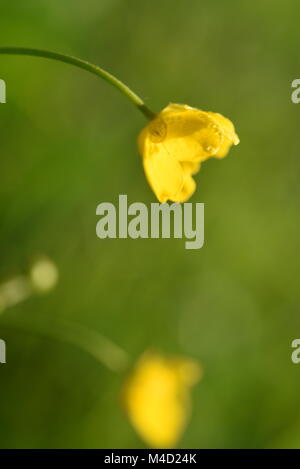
{"left": 138, "top": 103, "right": 239, "bottom": 203}
{"left": 123, "top": 351, "right": 202, "bottom": 448}
{"left": 0, "top": 49, "right": 239, "bottom": 203}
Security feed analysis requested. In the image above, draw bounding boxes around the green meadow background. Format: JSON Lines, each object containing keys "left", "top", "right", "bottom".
{"left": 0, "top": 0, "right": 300, "bottom": 449}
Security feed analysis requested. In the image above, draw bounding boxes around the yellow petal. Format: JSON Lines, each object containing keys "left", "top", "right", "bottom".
{"left": 171, "top": 161, "right": 201, "bottom": 202}
{"left": 123, "top": 352, "right": 202, "bottom": 448}
{"left": 208, "top": 112, "right": 239, "bottom": 144}
{"left": 208, "top": 112, "right": 240, "bottom": 158}
{"left": 163, "top": 136, "right": 203, "bottom": 163}
{"left": 181, "top": 161, "right": 201, "bottom": 175}
{"left": 143, "top": 143, "right": 184, "bottom": 203}
{"left": 171, "top": 172, "right": 196, "bottom": 203}
{"left": 160, "top": 105, "right": 224, "bottom": 161}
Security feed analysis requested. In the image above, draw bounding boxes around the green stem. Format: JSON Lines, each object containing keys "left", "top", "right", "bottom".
{"left": 1, "top": 317, "right": 130, "bottom": 373}
{"left": 0, "top": 46, "right": 156, "bottom": 120}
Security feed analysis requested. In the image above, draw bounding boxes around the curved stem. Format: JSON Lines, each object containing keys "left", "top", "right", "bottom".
{"left": 1, "top": 317, "right": 130, "bottom": 373}
{"left": 0, "top": 46, "right": 156, "bottom": 119}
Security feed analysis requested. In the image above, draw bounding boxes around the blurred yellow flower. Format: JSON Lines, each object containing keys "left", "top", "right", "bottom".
{"left": 123, "top": 351, "right": 202, "bottom": 448}
{"left": 138, "top": 103, "right": 239, "bottom": 203}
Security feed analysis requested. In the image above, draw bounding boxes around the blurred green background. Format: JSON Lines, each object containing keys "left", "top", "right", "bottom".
{"left": 0, "top": 0, "right": 300, "bottom": 449}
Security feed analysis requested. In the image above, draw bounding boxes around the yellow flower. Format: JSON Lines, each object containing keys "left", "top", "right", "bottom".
{"left": 123, "top": 351, "right": 202, "bottom": 448}
{"left": 138, "top": 103, "right": 239, "bottom": 203}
